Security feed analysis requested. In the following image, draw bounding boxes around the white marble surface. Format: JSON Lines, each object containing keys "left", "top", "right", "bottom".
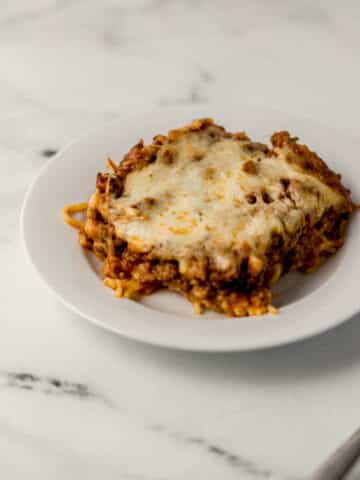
{"left": 1, "top": 1, "right": 360, "bottom": 478}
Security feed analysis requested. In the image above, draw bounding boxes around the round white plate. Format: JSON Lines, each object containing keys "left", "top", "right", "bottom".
{"left": 21, "top": 104, "right": 360, "bottom": 351}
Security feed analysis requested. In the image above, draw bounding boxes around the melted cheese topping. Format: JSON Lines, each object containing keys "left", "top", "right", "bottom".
{"left": 108, "top": 133, "right": 345, "bottom": 270}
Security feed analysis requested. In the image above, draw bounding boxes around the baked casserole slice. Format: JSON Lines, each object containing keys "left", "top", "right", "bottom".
{"left": 64, "top": 119, "right": 354, "bottom": 316}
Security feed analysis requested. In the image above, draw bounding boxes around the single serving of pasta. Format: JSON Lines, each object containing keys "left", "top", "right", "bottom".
{"left": 63, "top": 118, "right": 355, "bottom": 317}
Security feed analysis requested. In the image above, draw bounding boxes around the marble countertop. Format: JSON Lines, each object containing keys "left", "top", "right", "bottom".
{"left": 1, "top": 1, "right": 360, "bottom": 478}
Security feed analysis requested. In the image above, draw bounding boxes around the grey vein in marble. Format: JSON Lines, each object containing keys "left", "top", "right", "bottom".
{"left": 0, "top": 372, "right": 113, "bottom": 407}
{"left": 198, "top": 66, "right": 214, "bottom": 84}
{"left": 41, "top": 148, "right": 58, "bottom": 157}
{"left": 158, "top": 66, "right": 212, "bottom": 106}
{"left": 158, "top": 88, "right": 206, "bottom": 106}
{"left": 0, "top": 0, "right": 84, "bottom": 30}
{"left": 149, "top": 424, "right": 299, "bottom": 480}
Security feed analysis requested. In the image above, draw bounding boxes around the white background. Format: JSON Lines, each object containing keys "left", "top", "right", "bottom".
{"left": 1, "top": 1, "right": 360, "bottom": 478}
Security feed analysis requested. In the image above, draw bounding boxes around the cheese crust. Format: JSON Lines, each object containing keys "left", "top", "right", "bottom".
{"left": 74, "top": 119, "right": 354, "bottom": 316}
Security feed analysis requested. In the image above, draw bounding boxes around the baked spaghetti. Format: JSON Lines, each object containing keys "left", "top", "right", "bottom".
{"left": 63, "top": 119, "right": 354, "bottom": 316}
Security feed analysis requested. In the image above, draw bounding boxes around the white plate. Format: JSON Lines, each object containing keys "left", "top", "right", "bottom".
{"left": 21, "top": 104, "right": 360, "bottom": 351}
